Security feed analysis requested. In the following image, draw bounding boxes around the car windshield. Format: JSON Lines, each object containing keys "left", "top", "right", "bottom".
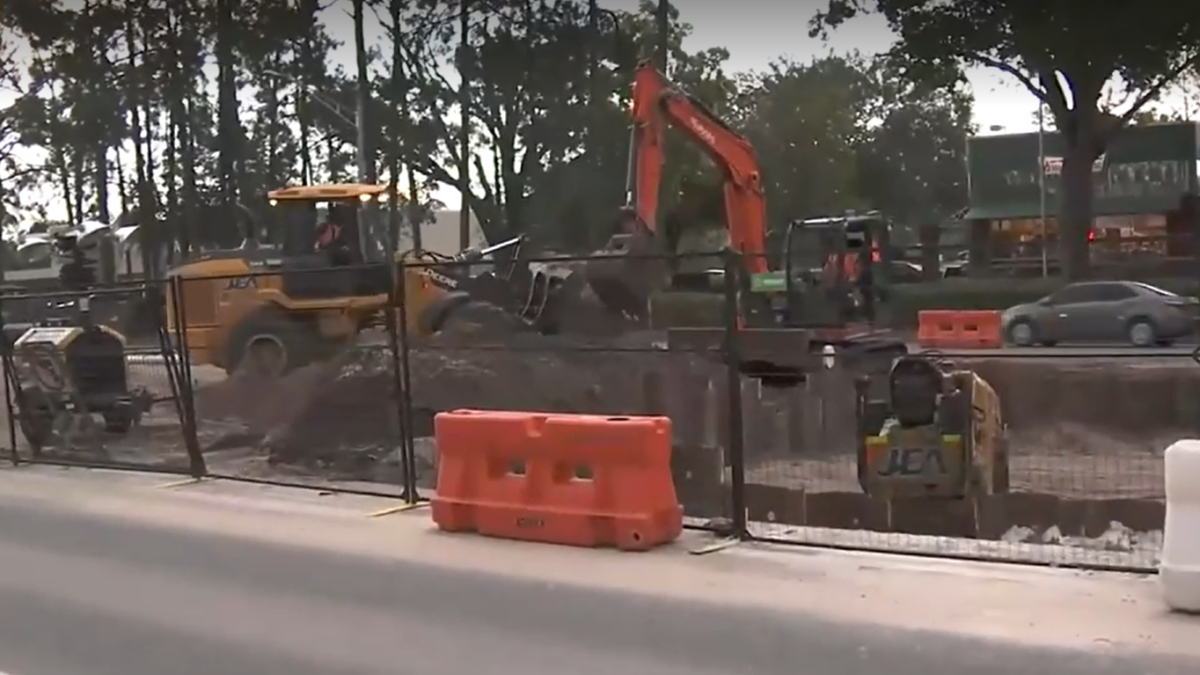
{"left": 1130, "top": 282, "right": 1178, "bottom": 297}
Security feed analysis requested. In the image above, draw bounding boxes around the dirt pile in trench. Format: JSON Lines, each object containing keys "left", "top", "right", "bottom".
{"left": 192, "top": 339, "right": 1200, "bottom": 485}
{"left": 193, "top": 332, "right": 715, "bottom": 474}
{"left": 967, "top": 359, "right": 1200, "bottom": 435}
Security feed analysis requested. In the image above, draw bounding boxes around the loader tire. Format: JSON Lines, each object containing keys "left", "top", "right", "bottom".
{"left": 224, "top": 307, "right": 328, "bottom": 377}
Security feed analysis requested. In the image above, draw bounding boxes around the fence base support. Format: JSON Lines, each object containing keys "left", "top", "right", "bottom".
{"left": 366, "top": 502, "right": 429, "bottom": 518}
{"left": 157, "top": 476, "right": 207, "bottom": 489}
{"left": 689, "top": 536, "right": 742, "bottom": 555}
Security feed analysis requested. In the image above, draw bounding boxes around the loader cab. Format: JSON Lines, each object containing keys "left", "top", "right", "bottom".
{"left": 266, "top": 184, "right": 392, "bottom": 299}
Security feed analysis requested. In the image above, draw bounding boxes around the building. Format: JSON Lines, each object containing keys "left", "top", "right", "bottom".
{"left": 4, "top": 207, "right": 489, "bottom": 283}
{"left": 960, "top": 122, "right": 1200, "bottom": 271}
{"left": 399, "top": 208, "right": 487, "bottom": 255}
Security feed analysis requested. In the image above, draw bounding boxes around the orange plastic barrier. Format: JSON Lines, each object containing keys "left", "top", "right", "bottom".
{"left": 917, "top": 310, "right": 1002, "bottom": 349}
{"left": 431, "top": 410, "right": 682, "bottom": 551}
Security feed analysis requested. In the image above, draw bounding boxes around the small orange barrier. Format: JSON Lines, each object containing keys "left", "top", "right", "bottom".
{"left": 917, "top": 310, "right": 1002, "bottom": 349}
{"left": 432, "top": 410, "right": 682, "bottom": 551}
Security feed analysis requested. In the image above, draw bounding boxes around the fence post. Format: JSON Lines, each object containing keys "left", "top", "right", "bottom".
{"left": 721, "top": 248, "right": 748, "bottom": 540}
{"left": 391, "top": 262, "right": 419, "bottom": 504}
{"left": 0, "top": 292, "right": 19, "bottom": 464}
{"left": 166, "top": 277, "right": 206, "bottom": 478}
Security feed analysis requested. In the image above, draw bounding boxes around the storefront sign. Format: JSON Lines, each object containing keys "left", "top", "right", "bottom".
{"left": 965, "top": 122, "right": 1199, "bottom": 219}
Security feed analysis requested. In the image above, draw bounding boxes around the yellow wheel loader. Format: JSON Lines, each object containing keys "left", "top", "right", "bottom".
{"left": 166, "top": 184, "right": 568, "bottom": 376}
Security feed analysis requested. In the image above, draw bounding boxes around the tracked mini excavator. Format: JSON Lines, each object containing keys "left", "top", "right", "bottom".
{"left": 166, "top": 183, "right": 572, "bottom": 376}
{"left": 585, "top": 61, "right": 909, "bottom": 386}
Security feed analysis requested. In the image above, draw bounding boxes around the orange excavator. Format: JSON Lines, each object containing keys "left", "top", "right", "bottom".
{"left": 585, "top": 61, "right": 907, "bottom": 383}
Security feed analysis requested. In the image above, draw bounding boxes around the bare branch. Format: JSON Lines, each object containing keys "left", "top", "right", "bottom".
{"left": 1117, "top": 52, "right": 1200, "bottom": 129}
{"left": 966, "top": 52, "right": 1050, "bottom": 104}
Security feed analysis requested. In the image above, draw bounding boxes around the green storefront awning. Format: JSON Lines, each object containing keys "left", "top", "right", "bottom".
{"left": 961, "top": 194, "right": 1189, "bottom": 221}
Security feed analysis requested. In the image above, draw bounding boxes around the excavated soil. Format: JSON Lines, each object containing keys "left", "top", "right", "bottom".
{"left": 185, "top": 337, "right": 1200, "bottom": 498}
{"left": 192, "top": 333, "right": 715, "bottom": 482}
{"left": 968, "top": 358, "right": 1200, "bottom": 432}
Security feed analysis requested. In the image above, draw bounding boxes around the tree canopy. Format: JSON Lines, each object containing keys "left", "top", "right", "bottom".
{"left": 812, "top": 0, "right": 1200, "bottom": 278}
{"left": 0, "top": 0, "right": 976, "bottom": 265}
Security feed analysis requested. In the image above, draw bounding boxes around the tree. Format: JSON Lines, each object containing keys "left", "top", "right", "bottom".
{"left": 812, "top": 0, "right": 1200, "bottom": 279}
{"left": 855, "top": 56, "right": 974, "bottom": 229}
{"left": 735, "top": 55, "right": 872, "bottom": 230}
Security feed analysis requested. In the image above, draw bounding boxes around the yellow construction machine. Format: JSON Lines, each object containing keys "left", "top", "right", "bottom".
{"left": 166, "top": 183, "right": 567, "bottom": 376}
{"left": 856, "top": 354, "right": 1009, "bottom": 499}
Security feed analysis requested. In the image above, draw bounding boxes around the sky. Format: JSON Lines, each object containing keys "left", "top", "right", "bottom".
{"left": 4, "top": 0, "right": 1199, "bottom": 219}
{"left": 319, "top": 0, "right": 1197, "bottom": 208}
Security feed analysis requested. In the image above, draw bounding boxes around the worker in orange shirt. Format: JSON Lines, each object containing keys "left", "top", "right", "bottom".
{"left": 823, "top": 244, "right": 880, "bottom": 322}
{"left": 824, "top": 245, "right": 880, "bottom": 283}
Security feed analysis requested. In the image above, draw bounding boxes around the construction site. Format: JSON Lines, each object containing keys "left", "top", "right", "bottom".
{"left": 0, "top": 61, "right": 1191, "bottom": 573}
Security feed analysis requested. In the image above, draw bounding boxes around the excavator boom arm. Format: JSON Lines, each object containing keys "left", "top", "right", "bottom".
{"left": 628, "top": 62, "right": 769, "bottom": 274}
{"left": 627, "top": 64, "right": 664, "bottom": 234}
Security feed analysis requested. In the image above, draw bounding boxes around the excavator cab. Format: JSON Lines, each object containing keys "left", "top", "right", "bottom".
{"left": 764, "top": 212, "right": 891, "bottom": 330}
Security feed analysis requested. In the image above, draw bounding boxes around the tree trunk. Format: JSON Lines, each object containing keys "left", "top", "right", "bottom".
{"left": 115, "top": 147, "right": 129, "bottom": 215}
{"left": 326, "top": 136, "right": 337, "bottom": 181}
{"left": 265, "top": 58, "right": 281, "bottom": 187}
{"left": 1058, "top": 143, "right": 1096, "bottom": 280}
{"left": 457, "top": 0, "right": 471, "bottom": 249}
{"left": 180, "top": 95, "right": 198, "bottom": 255}
{"left": 70, "top": 150, "right": 85, "bottom": 226}
{"left": 389, "top": 0, "right": 422, "bottom": 250}
{"left": 215, "top": 0, "right": 241, "bottom": 225}
{"left": 165, "top": 107, "right": 180, "bottom": 264}
{"left": 93, "top": 146, "right": 110, "bottom": 224}
{"left": 352, "top": 0, "right": 375, "bottom": 183}
{"left": 296, "top": 0, "right": 320, "bottom": 185}
{"left": 124, "top": 4, "right": 156, "bottom": 278}
{"left": 57, "top": 149, "right": 75, "bottom": 227}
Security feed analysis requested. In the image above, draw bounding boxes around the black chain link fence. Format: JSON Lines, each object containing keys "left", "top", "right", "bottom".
{"left": 0, "top": 283, "right": 199, "bottom": 475}
{"left": 0, "top": 250, "right": 1182, "bottom": 571}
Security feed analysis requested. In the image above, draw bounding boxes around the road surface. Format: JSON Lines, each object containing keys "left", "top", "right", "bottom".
{"left": 929, "top": 344, "right": 1200, "bottom": 360}
{"left": 126, "top": 343, "right": 1200, "bottom": 363}
{"left": 0, "top": 466, "right": 1194, "bottom": 675}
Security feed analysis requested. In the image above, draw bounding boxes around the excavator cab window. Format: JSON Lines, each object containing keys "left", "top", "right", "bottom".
{"left": 779, "top": 213, "right": 891, "bottom": 328}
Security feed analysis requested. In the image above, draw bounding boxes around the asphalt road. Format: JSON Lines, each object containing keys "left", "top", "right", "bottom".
{"left": 931, "top": 344, "right": 1200, "bottom": 359}
{"left": 126, "top": 343, "right": 1200, "bottom": 362}
{"left": 0, "top": 480, "right": 1193, "bottom": 675}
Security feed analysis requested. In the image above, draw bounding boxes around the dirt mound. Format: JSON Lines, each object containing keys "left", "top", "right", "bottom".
{"left": 194, "top": 363, "right": 333, "bottom": 434}
{"left": 192, "top": 339, "right": 1200, "bottom": 489}
{"left": 968, "top": 359, "right": 1200, "bottom": 434}
{"left": 193, "top": 336, "right": 712, "bottom": 473}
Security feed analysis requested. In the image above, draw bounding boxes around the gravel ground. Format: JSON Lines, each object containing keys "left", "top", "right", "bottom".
{"left": 749, "top": 450, "right": 1169, "bottom": 499}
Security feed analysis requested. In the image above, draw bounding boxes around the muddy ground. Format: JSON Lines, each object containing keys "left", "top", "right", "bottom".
{"left": 1, "top": 341, "right": 1194, "bottom": 501}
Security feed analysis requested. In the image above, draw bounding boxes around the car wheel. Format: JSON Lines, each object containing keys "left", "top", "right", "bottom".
{"left": 1127, "top": 319, "right": 1157, "bottom": 347}
{"left": 1007, "top": 320, "right": 1035, "bottom": 347}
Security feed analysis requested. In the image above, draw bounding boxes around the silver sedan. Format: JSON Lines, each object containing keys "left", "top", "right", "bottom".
{"left": 1001, "top": 280, "right": 1199, "bottom": 347}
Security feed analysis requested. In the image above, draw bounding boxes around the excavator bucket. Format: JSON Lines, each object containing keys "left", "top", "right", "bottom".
{"left": 583, "top": 228, "right": 671, "bottom": 322}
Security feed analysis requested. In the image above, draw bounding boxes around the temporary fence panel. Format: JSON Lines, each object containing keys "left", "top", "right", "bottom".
{"left": 0, "top": 283, "right": 201, "bottom": 474}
